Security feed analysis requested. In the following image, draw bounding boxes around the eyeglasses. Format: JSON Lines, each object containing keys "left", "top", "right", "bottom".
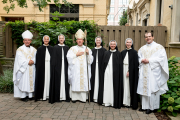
{"left": 23, "top": 39, "right": 31, "bottom": 42}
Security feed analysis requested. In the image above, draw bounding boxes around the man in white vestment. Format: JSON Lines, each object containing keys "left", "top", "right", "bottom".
{"left": 137, "top": 32, "right": 169, "bottom": 114}
{"left": 67, "top": 29, "right": 93, "bottom": 102}
{"left": 13, "top": 30, "right": 37, "bottom": 102}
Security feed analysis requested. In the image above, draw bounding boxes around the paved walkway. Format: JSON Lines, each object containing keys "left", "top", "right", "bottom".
{"left": 0, "top": 93, "right": 157, "bottom": 120}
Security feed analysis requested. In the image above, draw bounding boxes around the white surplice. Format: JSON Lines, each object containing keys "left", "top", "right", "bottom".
{"left": 137, "top": 41, "right": 169, "bottom": 110}
{"left": 123, "top": 51, "right": 131, "bottom": 106}
{"left": 103, "top": 49, "right": 116, "bottom": 107}
{"left": 93, "top": 46, "right": 102, "bottom": 102}
{"left": 13, "top": 44, "right": 37, "bottom": 98}
{"left": 42, "top": 45, "right": 50, "bottom": 100}
{"left": 67, "top": 45, "right": 93, "bottom": 102}
{"left": 58, "top": 44, "right": 66, "bottom": 100}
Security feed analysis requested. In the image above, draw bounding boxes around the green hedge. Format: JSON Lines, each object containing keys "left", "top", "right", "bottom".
{"left": 5, "top": 20, "right": 100, "bottom": 49}
{"left": 158, "top": 56, "right": 180, "bottom": 116}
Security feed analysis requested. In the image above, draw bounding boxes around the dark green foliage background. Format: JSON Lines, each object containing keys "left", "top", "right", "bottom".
{"left": 5, "top": 20, "right": 99, "bottom": 49}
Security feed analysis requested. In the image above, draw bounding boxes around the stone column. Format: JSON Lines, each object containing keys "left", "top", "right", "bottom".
{"left": 171, "top": 0, "right": 180, "bottom": 42}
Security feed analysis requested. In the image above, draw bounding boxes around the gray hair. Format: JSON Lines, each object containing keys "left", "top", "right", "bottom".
{"left": 125, "top": 38, "right": 133, "bottom": 45}
{"left": 95, "top": 36, "right": 102, "bottom": 43}
{"left": 109, "top": 40, "right": 117, "bottom": 46}
{"left": 58, "top": 34, "right": 65, "bottom": 41}
{"left": 43, "top": 35, "right": 50, "bottom": 41}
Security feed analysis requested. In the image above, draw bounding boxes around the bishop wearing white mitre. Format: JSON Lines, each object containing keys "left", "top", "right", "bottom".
{"left": 137, "top": 32, "right": 169, "bottom": 114}
{"left": 13, "top": 30, "right": 37, "bottom": 102}
{"left": 67, "top": 29, "right": 93, "bottom": 102}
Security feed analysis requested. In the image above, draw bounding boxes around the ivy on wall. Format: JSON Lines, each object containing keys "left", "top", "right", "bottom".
{"left": 5, "top": 20, "right": 100, "bottom": 49}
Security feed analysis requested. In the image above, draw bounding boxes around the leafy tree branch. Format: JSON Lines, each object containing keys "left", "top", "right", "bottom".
{"left": 2, "top": 0, "right": 73, "bottom": 13}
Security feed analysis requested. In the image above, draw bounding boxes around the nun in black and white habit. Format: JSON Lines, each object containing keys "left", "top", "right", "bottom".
{"left": 121, "top": 38, "right": 139, "bottom": 109}
{"left": 49, "top": 34, "right": 70, "bottom": 104}
{"left": 34, "top": 35, "right": 53, "bottom": 101}
{"left": 98, "top": 40, "right": 123, "bottom": 109}
{"left": 90, "top": 36, "right": 106, "bottom": 102}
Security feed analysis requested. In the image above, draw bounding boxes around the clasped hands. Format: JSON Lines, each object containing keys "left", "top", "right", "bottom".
{"left": 126, "top": 72, "right": 129, "bottom": 77}
{"left": 76, "top": 49, "right": 89, "bottom": 57}
{"left": 141, "top": 58, "right": 149, "bottom": 64}
{"left": 126, "top": 59, "right": 149, "bottom": 77}
{"left": 28, "top": 60, "right": 34, "bottom": 66}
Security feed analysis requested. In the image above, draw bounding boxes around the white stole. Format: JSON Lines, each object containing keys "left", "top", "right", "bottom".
{"left": 93, "top": 47, "right": 101, "bottom": 102}
{"left": 103, "top": 49, "right": 116, "bottom": 106}
{"left": 43, "top": 46, "right": 50, "bottom": 100}
{"left": 58, "top": 44, "right": 66, "bottom": 100}
{"left": 123, "top": 51, "right": 131, "bottom": 106}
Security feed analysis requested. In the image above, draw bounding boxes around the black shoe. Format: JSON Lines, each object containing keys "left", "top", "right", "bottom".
{"left": 65, "top": 100, "right": 70, "bottom": 102}
{"left": 122, "top": 105, "right": 126, "bottom": 108}
{"left": 139, "top": 108, "right": 145, "bottom": 112}
{"left": 126, "top": 106, "right": 130, "bottom": 108}
{"left": 56, "top": 100, "right": 62, "bottom": 102}
{"left": 146, "top": 109, "right": 153, "bottom": 114}
{"left": 80, "top": 101, "right": 86, "bottom": 103}
{"left": 72, "top": 101, "right": 76, "bottom": 103}
{"left": 29, "top": 97, "right": 34, "bottom": 100}
{"left": 21, "top": 98, "right": 28, "bottom": 102}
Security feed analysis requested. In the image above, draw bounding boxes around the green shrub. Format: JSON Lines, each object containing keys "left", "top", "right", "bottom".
{"left": 168, "top": 97, "right": 174, "bottom": 104}
{"left": 119, "top": 10, "right": 127, "bottom": 26}
{"left": 5, "top": 20, "right": 100, "bottom": 49}
{"left": 159, "top": 56, "right": 180, "bottom": 117}
{"left": 0, "top": 69, "right": 13, "bottom": 93}
{"left": 168, "top": 106, "right": 173, "bottom": 112}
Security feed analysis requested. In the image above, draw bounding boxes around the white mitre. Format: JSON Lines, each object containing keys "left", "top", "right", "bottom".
{"left": 22, "top": 30, "right": 33, "bottom": 39}
{"left": 75, "top": 29, "right": 85, "bottom": 39}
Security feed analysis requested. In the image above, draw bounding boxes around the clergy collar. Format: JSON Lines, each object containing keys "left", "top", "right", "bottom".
{"left": 95, "top": 46, "right": 102, "bottom": 49}
{"left": 146, "top": 41, "right": 155, "bottom": 46}
{"left": 43, "top": 44, "right": 49, "bottom": 46}
{"left": 126, "top": 48, "right": 132, "bottom": 50}
{"left": 110, "top": 49, "right": 116, "bottom": 52}
{"left": 58, "top": 44, "right": 65, "bottom": 46}
{"left": 77, "top": 45, "right": 84, "bottom": 48}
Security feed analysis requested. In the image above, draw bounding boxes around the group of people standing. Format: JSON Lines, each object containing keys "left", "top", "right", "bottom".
{"left": 13, "top": 29, "right": 169, "bottom": 114}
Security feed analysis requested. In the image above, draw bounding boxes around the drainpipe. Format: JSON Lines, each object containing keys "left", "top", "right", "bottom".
{"left": 168, "top": 5, "right": 173, "bottom": 58}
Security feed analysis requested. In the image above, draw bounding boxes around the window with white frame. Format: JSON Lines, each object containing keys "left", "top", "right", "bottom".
{"left": 110, "top": 7, "right": 114, "bottom": 13}
{"left": 108, "top": 15, "right": 114, "bottom": 21}
{"left": 123, "top": 0, "right": 127, "bottom": 5}
{"left": 119, "top": 0, "right": 128, "bottom": 5}
{"left": 118, "top": 7, "right": 120, "bottom": 11}
{"left": 119, "top": 0, "right": 123, "bottom": 5}
{"left": 118, "top": 7, "right": 122, "bottom": 14}
{"left": 118, "top": 7, "right": 127, "bottom": 14}
{"left": 111, "top": 0, "right": 114, "bottom": 5}
{"left": 118, "top": 15, "right": 122, "bottom": 21}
